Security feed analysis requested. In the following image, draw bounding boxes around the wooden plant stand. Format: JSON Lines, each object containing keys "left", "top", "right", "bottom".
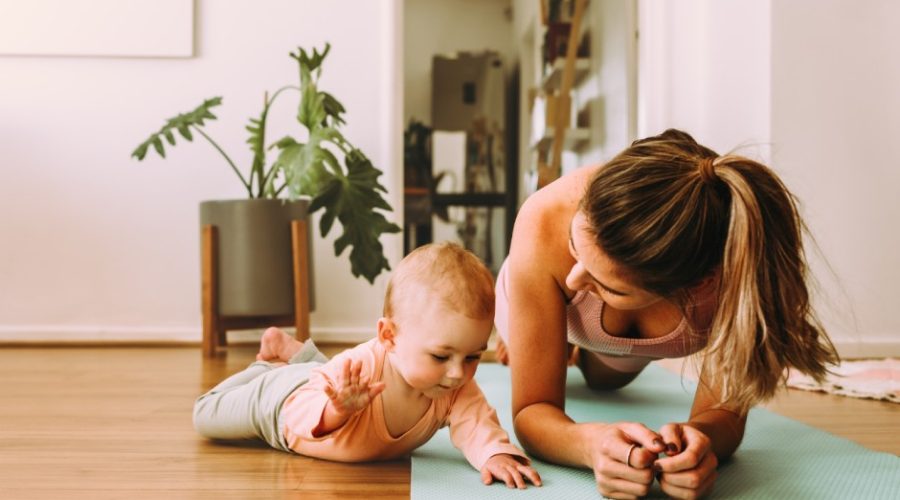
{"left": 200, "top": 220, "right": 310, "bottom": 357}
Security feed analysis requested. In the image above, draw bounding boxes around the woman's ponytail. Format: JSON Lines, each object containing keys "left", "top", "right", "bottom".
{"left": 702, "top": 157, "right": 839, "bottom": 411}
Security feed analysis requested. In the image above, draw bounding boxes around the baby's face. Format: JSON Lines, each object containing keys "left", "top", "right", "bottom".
{"left": 387, "top": 299, "right": 492, "bottom": 398}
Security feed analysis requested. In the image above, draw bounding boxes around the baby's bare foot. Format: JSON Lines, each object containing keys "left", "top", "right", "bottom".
{"left": 257, "top": 327, "right": 303, "bottom": 362}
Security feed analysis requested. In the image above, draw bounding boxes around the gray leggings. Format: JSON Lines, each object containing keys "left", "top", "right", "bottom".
{"left": 192, "top": 339, "right": 329, "bottom": 452}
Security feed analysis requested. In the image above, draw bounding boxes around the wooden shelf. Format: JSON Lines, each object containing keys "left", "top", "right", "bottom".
{"left": 531, "top": 127, "right": 590, "bottom": 151}
{"left": 540, "top": 58, "right": 590, "bottom": 91}
{"left": 432, "top": 192, "right": 509, "bottom": 207}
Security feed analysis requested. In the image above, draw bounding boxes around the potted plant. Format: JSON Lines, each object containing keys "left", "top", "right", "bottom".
{"left": 131, "top": 43, "right": 400, "bottom": 319}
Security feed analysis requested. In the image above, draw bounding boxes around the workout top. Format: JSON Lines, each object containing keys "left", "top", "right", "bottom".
{"left": 495, "top": 260, "right": 719, "bottom": 372}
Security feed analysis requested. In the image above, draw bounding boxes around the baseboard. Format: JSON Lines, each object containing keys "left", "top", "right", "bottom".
{"left": 831, "top": 338, "right": 900, "bottom": 359}
{"left": 0, "top": 325, "right": 374, "bottom": 346}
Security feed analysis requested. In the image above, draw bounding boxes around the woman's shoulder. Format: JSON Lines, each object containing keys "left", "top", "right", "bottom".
{"left": 512, "top": 167, "right": 598, "bottom": 249}
{"left": 507, "top": 165, "right": 600, "bottom": 288}
{"left": 528, "top": 164, "right": 597, "bottom": 209}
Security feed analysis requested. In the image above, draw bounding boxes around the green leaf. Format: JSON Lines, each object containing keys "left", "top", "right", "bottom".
{"left": 273, "top": 137, "right": 330, "bottom": 201}
{"left": 302, "top": 144, "right": 400, "bottom": 283}
{"left": 311, "top": 178, "right": 342, "bottom": 235}
{"left": 274, "top": 136, "right": 298, "bottom": 148}
{"left": 152, "top": 136, "right": 165, "bottom": 158}
{"left": 177, "top": 124, "right": 193, "bottom": 141}
{"left": 246, "top": 105, "right": 269, "bottom": 196}
{"left": 131, "top": 96, "right": 221, "bottom": 161}
{"left": 290, "top": 43, "right": 331, "bottom": 75}
{"left": 321, "top": 91, "right": 346, "bottom": 126}
{"left": 298, "top": 82, "right": 326, "bottom": 129}
{"left": 320, "top": 147, "right": 342, "bottom": 176}
{"left": 132, "top": 143, "right": 149, "bottom": 160}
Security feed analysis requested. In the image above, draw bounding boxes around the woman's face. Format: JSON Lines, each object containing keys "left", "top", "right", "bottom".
{"left": 565, "top": 211, "right": 662, "bottom": 311}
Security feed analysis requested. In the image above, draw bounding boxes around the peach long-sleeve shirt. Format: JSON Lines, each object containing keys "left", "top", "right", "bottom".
{"left": 279, "top": 338, "right": 526, "bottom": 470}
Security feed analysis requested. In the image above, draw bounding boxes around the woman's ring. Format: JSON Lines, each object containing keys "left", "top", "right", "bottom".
{"left": 625, "top": 443, "right": 638, "bottom": 467}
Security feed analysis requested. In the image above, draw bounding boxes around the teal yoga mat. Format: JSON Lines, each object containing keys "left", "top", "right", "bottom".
{"left": 411, "top": 363, "right": 899, "bottom": 499}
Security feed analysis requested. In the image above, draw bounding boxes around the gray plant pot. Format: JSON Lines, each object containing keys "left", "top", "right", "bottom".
{"left": 199, "top": 198, "right": 315, "bottom": 317}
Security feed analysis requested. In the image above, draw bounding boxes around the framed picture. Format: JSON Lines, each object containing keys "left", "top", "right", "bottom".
{"left": 0, "top": 0, "right": 194, "bottom": 57}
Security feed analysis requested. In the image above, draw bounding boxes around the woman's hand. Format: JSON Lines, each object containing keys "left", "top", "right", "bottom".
{"left": 585, "top": 422, "right": 668, "bottom": 499}
{"left": 480, "top": 454, "right": 542, "bottom": 489}
{"left": 654, "top": 422, "right": 718, "bottom": 499}
{"left": 323, "top": 358, "right": 386, "bottom": 416}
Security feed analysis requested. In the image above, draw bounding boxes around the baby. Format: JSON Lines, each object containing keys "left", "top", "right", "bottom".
{"left": 193, "top": 242, "right": 541, "bottom": 489}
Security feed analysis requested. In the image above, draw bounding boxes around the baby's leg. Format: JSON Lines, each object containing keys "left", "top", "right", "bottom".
{"left": 192, "top": 361, "right": 279, "bottom": 440}
{"left": 194, "top": 332, "right": 328, "bottom": 442}
{"left": 257, "top": 327, "right": 304, "bottom": 362}
{"left": 193, "top": 359, "right": 324, "bottom": 451}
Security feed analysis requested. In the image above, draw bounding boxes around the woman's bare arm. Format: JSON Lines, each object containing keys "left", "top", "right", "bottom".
{"left": 507, "top": 191, "right": 588, "bottom": 465}
{"left": 687, "top": 369, "right": 747, "bottom": 460}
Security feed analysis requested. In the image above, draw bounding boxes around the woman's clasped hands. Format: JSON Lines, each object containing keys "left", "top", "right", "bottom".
{"left": 586, "top": 422, "right": 717, "bottom": 499}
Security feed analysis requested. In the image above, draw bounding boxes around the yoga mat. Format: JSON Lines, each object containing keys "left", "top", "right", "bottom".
{"left": 412, "top": 363, "right": 900, "bottom": 499}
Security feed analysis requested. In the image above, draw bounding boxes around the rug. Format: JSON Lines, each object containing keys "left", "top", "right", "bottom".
{"left": 788, "top": 358, "right": 899, "bottom": 404}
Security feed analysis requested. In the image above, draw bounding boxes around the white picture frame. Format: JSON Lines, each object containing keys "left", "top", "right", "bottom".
{"left": 0, "top": 0, "right": 194, "bottom": 57}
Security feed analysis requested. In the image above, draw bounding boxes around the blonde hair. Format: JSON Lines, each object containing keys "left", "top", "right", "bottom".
{"left": 384, "top": 242, "right": 495, "bottom": 322}
{"left": 582, "top": 129, "right": 839, "bottom": 412}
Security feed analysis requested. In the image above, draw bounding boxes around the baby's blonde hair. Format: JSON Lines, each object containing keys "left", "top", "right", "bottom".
{"left": 383, "top": 242, "right": 495, "bottom": 322}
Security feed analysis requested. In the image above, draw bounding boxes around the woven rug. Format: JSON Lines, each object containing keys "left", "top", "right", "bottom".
{"left": 788, "top": 358, "right": 899, "bottom": 403}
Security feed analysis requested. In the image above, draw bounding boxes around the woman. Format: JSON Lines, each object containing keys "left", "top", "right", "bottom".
{"left": 494, "top": 129, "right": 838, "bottom": 499}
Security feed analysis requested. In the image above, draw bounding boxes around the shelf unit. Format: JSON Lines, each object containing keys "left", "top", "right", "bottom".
{"left": 531, "top": 127, "right": 590, "bottom": 151}
{"left": 540, "top": 58, "right": 590, "bottom": 92}
{"left": 534, "top": 0, "right": 589, "bottom": 189}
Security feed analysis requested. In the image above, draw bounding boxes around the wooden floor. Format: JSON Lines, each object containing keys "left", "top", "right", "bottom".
{"left": 0, "top": 345, "right": 897, "bottom": 499}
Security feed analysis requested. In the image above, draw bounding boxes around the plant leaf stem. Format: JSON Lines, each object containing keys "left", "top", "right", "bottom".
{"left": 191, "top": 125, "right": 251, "bottom": 195}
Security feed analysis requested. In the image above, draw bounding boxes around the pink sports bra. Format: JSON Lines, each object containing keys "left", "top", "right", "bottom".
{"left": 494, "top": 260, "right": 719, "bottom": 373}
{"left": 566, "top": 274, "right": 719, "bottom": 372}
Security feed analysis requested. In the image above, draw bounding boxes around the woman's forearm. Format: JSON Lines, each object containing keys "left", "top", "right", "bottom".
{"left": 686, "top": 408, "right": 746, "bottom": 460}
{"left": 513, "top": 402, "right": 598, "bottom": 468}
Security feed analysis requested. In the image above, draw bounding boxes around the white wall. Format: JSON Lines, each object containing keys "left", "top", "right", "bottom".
{"left": 638, "top": 0, "right": 771, "bottom": 158}
{"left": 639, "top": 0, "right": 900, "bottom": 355}
{"left": 576, "top": 0, "right": 637, "bottom": 168}
{"left": 0, "top": 0, "right": 404, "bottom": 343}
{"left": 771, "top": 0, "right": 900, "bottom": 356}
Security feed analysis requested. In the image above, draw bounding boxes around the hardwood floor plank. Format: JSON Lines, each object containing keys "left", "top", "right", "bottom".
{"left": 0, "top": 345, "right": 895, "bottom": 499}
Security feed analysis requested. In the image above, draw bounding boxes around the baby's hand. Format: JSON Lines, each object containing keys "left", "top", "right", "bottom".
{"left": 480, "top": 454, "right": 542, "bottom": 489}
{"left": 323, "top": 358, "right": 386, "bottom": 416}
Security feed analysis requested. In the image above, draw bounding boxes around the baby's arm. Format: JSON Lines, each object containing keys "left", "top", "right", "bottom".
{"left": 312, "top": 358, "right": 385, "bottom": 437}
{"left": 481, "top": 454, "right": 542, "bottom": 489}
{"left": 447, "top": 381, "right": 541, "bottom": 488}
